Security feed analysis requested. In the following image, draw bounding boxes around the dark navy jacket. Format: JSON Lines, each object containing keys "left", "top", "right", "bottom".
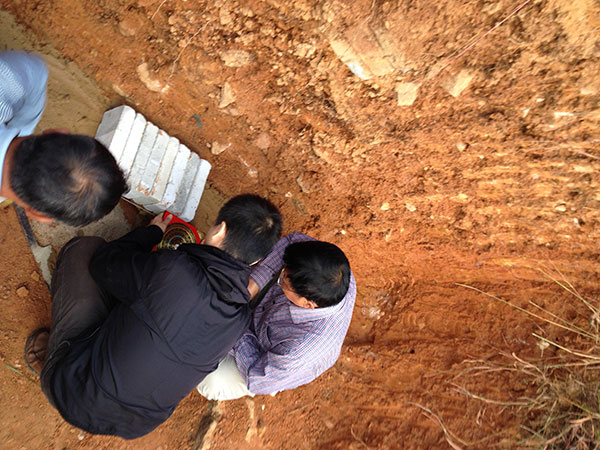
{"left": 49, "top": 225, "right": 252, "bottom": 439}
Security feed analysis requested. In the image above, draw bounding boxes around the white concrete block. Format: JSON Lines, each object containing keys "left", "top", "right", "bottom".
{"left": 180, "top": 159, "right": 211, "bottom": 222}
{"left": 95, "top": 105, "right": 136, "bottom": 163}
{"left": 144, "top": 202, "right": 166, "bottom": 215}
{"left": 119, "top": 113, "right": 146, "bottom": 175}
{"left": 124, "top": 122, "right": 158, "bottom": 202}
{"left": 171, "top": 152, "right": 200, "bottom": 216}
{"left": 97, "top": 105, "right": 210, "bottom": 219}
{"left": 137, "top": 130, "right": 170, "bottom": 205}
{"left": 146, "top": 136, "right": 180, "bottom": 206}
{"left": 161, "top": 144, "right": 192, "bottom": 210}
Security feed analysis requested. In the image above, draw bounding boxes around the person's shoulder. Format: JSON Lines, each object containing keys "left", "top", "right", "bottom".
{"left": 286, "top": 231, "right": 316, "bottom": 242}
{"left": 0, "top": 51, "right": 47, "bottom": 72}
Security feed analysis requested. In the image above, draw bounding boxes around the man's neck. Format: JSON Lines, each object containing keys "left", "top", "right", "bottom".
{"left": 0, "top": 137, "right": 22, "bottom": 200}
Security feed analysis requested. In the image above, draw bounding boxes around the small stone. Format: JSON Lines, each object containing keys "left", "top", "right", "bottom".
{"left": 30, "top": 271, "right": 40, "bottom": 282}
{"left": 118, "top": 15, "right": 144, "bottom": 37}
{"left": 296, "top": 173, "right": 313, "bottom": 193}
{"left": 456, "top": 142, "right": 467, "bottom": 151}
{"left": 211, "top": 142, "right": 231, "bottom": 155}
{"left": 112, "top": 84, "right": 128, "bottom": 97}
{"left": 443, "top": 69, "right": 474, "bottom": 98}
{"left": 395, "top": 82, "right": 419, "bottom": 106}
{"left": 220, "top": 50, "right": 253, "bottom": 67}
{"left": 254, "top": 132, "right": 271, "bottom": 150}
{"left": 405, "top": 203, "right": 417, "bottom": 212}
{"left": 219, "top": 8, "right": 233, "bottom": 25}
{"left": 218, "top": 82, "right": 236, "bottom": 108}
{"left": 240, "top": 7, "right": 254, "bottom": 16}
{"left": 581, "top": 86, "right": 598, "bottom": 95}
{"left": 136, "top": 62, "right": 168, "bottom": 93}
{"left": 16, "top": 286, "right": 29, "bottom": 298}
{"left": 555, "top": 204, "right": 567, "bottom": 212}
{"left": 294, "top": 43, "right": 316, "bottom": 58}
{"left": 380, "top": 202, "right": 390, "bottom": 211}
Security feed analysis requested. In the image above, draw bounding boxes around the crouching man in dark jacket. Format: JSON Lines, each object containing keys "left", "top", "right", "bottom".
{"left": 24, "top": 194, "right": 282, "bottom": 439}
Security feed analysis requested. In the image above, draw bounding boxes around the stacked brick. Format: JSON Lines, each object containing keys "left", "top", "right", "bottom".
{"left": 95, "top": 105, "right": 211, "bottom": 222}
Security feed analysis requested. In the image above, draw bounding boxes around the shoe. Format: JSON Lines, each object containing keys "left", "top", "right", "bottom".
{"left": 25, "top": 328, "right": 50, "bottom": 377}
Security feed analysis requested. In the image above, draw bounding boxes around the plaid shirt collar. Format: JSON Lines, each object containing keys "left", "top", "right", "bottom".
{"left": 288, "top": 294, "right": 346, "bottom": 324}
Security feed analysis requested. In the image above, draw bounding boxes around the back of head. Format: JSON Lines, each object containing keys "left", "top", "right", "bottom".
{"left": 283, "top": 241, "right": 350, "bottom": 308}
{"left": 10, "top": 133, "right": 127, "bottom": 226}
{"left": 216, "top": 194, "right": 282, "bottom": 264}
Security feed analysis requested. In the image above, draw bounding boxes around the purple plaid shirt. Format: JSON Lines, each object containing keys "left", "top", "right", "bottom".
{"left": 231, "top": 232, "right": 356, "bottom": 395}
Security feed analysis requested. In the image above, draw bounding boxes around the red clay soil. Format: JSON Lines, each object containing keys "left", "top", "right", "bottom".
{"left": 1, "top": 0, "right": 600, "bottom": 449}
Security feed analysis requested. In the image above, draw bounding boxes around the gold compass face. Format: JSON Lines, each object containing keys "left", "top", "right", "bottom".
{"left": 156, "top": 223, "right": 198, "bottom": 250}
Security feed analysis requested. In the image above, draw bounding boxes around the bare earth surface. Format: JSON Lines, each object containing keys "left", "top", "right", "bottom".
{"left": 0, "top": 1, "right": 599, "bottom": 449}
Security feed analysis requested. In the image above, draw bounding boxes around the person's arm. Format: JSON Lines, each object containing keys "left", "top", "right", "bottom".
{"left": 249, "top": 232, "right": 315, "bottom": 291}
{"left": 89, "top": 215, "right": 172, "bottom": 304}
{"left": 0, "top": 52, "right": 48, "bottom": 135}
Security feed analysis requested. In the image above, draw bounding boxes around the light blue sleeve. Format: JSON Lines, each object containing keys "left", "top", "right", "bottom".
{"left": 0, "top": 51, "right": 48, "bottom": 136}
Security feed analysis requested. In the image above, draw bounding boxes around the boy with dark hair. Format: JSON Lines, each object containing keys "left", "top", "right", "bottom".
{"left": 197, "top": 232, "right": 356, "bottom": 400}
{"left": 24, "top": 194, "right": 282, "bottom": 439}
{"left": 215, "top": 193, "right": 283, "bottom": 264}
{"left": 0, "top": 51, "right": 126, "bottom": 226}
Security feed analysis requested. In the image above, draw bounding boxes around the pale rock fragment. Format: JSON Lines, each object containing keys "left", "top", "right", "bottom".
{"left": 396, "top": 82, "right": 419, "bottom": 106}
{"left": 254, "top": 132, "right": 271, "bottom": 150}
{"left": 218, "top": 82, "right": 236, "bottom": 108}
{"left": 443, "top": 70, "right": 474, "bottom": 98}
{"left": 220, "top": 50, "right": 253, "bottom": 67}
{"left": 211, "top": 142, "right": 231, "bottom": 155}
{"left": 137, "top": 62, "right": 169, "bottom": 93}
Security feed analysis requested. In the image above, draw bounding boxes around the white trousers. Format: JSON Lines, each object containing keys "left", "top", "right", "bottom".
{"left": 196, "top": 355, "right": 255, "bottom": 401}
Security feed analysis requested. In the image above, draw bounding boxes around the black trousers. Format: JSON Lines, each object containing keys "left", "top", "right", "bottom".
{"left": 40, "top": 237, "right": 115, "bottom": 407}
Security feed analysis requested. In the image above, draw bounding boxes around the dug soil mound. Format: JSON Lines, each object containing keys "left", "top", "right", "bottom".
{"left": 1, "top": 0, "right": 599, "bottom": 448}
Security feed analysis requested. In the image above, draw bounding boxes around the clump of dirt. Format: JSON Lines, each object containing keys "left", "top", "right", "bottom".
{"left": 1, "top": 0, "right": 600, "bottom": 448}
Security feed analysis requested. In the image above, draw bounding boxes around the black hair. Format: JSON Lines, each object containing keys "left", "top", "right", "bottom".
{"left": 216, "top": 194, "right": 282, "bottom": 264}
{"left": 283, "top": 240, "right": 350, "bottom": 308}
{"left": 10, "top": 133, "right": 128, "bottom": 226}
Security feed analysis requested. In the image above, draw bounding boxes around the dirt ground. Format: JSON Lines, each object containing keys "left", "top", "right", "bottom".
{"left": 0, "top": 0, "right": 599, "bottom": 448}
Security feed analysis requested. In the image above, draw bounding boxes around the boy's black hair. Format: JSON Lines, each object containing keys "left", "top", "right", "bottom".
{"left": 216, "top": 194, "right": 282, "bottom": 264}
{"left": 10, "top": 133, "right": 127, "bottom": 226}
{"left": 283, "top": 240, "right": 350, "bottom": 308}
